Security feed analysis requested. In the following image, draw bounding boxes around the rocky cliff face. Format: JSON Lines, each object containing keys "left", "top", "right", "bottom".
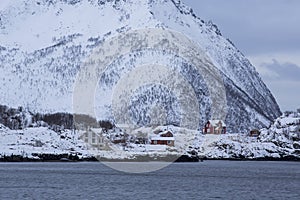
{"left": 0, "top": 0, "right": 281, "bottom": 132}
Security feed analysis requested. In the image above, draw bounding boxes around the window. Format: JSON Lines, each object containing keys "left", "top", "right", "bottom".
{"left": 84, "top": 134, "right": 88, "bottom": 143}
{"left": 92, "top": 132, "right": 96, "bottom": 144}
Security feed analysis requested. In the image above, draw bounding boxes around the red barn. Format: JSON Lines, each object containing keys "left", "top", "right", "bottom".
{"left": 150, "top": 130, "right": 175, "bottom": 146}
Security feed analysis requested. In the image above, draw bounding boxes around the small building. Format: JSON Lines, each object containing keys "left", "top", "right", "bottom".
{"left": 111, "top": 136, "right": 126, "bottom": 144}
{"left": 110, "top": 131, "right": 129, "bottom": 144}
{"left": 150, "top": 130, "right": 175, "bottom": 146}
{"left": 203, "top": 120, "right": 226, "bottom": 134}
{"left": 80, "top": 128, "right": 109, "bottom": 150}
{"left": 249, "top": 129, "right": 261, "bottom": 137}
{"left": 135, "top": 131, "right": 149, "bottom": 144}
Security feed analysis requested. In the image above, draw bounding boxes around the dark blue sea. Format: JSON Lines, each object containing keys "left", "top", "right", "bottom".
{"left": 0, "top": 161, "right": 299, "bottom": 200}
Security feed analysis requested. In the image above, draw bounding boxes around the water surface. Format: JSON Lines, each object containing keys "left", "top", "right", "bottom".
{"left": 0, "top": 161, "right": 299, "bottom": 199}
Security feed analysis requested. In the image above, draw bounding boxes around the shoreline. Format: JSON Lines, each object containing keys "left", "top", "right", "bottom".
{"left": 0, "top": 154, "right": 299, "bottom": 162}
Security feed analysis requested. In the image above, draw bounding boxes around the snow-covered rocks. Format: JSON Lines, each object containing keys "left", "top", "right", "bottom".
{"left": 0, "top": 123, "right": 9, "bottom": 132}
{"left": 0, "top": 126, "right": 90, "bottom": 159}
{"left": 197, "top": 111, "right": 300, "bottom": 159}
{"left": 200, "top": 134, "right": 281, "bottom": 159}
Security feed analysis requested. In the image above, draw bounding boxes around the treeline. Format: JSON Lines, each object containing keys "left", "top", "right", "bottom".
{"left": 0, "top": 104, "right": 114, "bottom": 131}
{"left": 0, "top": 105, "right": 29, "bottom": 130}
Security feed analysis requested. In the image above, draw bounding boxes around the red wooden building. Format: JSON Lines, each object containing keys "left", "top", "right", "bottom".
{"left": 150, "top": 130, "right": 175, "bottom": 146}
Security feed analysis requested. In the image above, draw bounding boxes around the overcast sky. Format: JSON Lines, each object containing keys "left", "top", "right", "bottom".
{"left": 182, "top": 0, "right": 300, "bottom": 112}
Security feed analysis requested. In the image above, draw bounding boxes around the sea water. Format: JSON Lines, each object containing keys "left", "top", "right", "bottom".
{"left": 0, "top": 161, "right": 299, "bottom": 200}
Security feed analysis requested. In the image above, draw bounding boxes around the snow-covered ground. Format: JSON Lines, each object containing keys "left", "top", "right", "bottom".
{"left": 0, "top": 111, "right": 299, "bottom": 160}
{"left": 198, "top": 111, "right": 300, "bottom": 159}
{"left": 0, "top": 126, "right": 91, "bottom": 159}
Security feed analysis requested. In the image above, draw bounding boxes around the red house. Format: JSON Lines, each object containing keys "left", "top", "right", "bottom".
{"left": 150, "top": 130, "right": 175, "bottom": 146}
{"left": 203, "top": 120, "right": 226, "bottom": 134}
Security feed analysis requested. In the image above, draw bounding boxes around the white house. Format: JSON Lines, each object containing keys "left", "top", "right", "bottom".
{"left": 80, "top": 128, "right": 109, "bottom": 150}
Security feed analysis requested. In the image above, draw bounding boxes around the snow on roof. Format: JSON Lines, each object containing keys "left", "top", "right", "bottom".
{"left": 151, "top": 137, "right": 175, "bottom": 141}
{"left": 158, "top": 130, "right": 173, "bottom": 136}
{"left": 209, "top": 120, "right": 226, "bottom": 127}
{"left": 115, "top": 124, "right": 133, "bottom": 129}
{"left": 0, "top": 123, "right": 9, "bottom": 131}
{"left": 90, "top": 128, "right": 102, "bottom": 134}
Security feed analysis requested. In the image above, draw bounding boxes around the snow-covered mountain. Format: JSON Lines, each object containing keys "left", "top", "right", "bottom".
{"left": 0, "top": 0, "right": 281, "bottom": 132}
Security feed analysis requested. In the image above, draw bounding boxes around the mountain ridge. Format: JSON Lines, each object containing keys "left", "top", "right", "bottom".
{"left": 0, "top": 0, "right": 281, "bottom": 132}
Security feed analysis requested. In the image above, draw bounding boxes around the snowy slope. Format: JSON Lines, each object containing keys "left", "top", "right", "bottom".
{"left": 198, "top": 111, "right": 300, "bottom": 159}
{"left": 0, "top": 0, "right": 281, "bottom": 132}
{"left": 0, "top": 125, "right": 90, "bottom": 158}
{"left": 0, "top": 110, "right": 299, "bottom": 160}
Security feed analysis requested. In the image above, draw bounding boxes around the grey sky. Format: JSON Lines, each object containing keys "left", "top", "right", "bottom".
{"left": 260, "top": 60, "right": 300, "bottom": 81}
{"left": 182, "top": 0, "right": 300, "bottom": 112}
